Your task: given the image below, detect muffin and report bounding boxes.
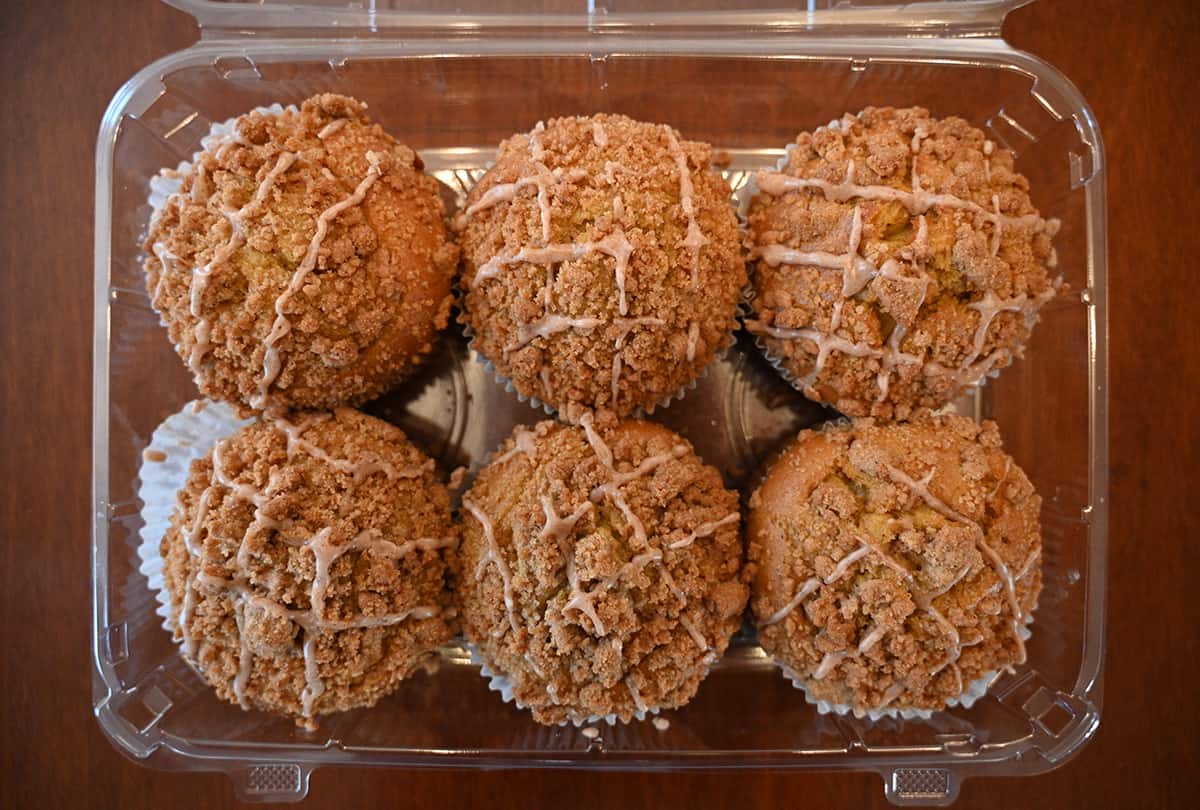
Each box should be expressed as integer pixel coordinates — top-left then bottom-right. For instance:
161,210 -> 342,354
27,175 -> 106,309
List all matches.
144,93 -> 458,413
159,407 -> 457,728
746,106 -> 1061,418
457,114 -> 745,421
458,415 -> 747,725
747,413 -> 1041,716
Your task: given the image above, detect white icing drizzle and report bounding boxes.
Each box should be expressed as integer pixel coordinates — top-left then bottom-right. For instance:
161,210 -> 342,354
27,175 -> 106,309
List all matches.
667,512 -> 739,550
188,319 -> 212,380
150,242 -> 176,307
528,120 -> 547,162
461,167 -> 587,243
664,126 -> 709,288
857,623 -> 889,655
317,118 -> 347,139
592,120 -> 608,148
540,496 -> 593,552
464,498 -> 520,639
755,161 -> 1053,232
179,582 -> 199,658
964,286 -> 1059,367
301,634 -> 324,717
910,128 -> 926,193
625,675 -> 648,713
679,615 -> 709,653
988,458 -> 1013,500
879,679 -> 909,708
882,462 -> 1028,663
756,243 -> 877,297
991,194 -> 1004,255
1014,548 -> 1041,583
875,264 -> 931,402
505,314 -> 604,353
191,161 -> 209,203
233,599 -> 253,707
578,411 -> 613,468
252,151 -> 383,410
609,316 -> 667,410
475,229 -> 635,301
493,425 -> 538,464
761,506 -> 984,691
271,412 -> 426,482
685,321 -> 701,363
813,650 -> 847,679
825,544 -> 872,583
591,444 -> 687,498
761,577 -> 821,627
747,321 -> 923,392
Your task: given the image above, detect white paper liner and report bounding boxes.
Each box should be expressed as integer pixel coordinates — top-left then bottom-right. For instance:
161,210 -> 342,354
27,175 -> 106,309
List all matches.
467,643 -> 658,728
147,103 -> 295,223
135,399 -> 253,633
775,614 -> 1036,721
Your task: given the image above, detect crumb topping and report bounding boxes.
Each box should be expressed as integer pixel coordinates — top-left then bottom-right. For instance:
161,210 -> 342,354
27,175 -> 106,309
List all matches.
458,114 -> 745,421
160,408 -> 457,727
458,416 -> 748,724
747,412 -> 1042,712
747,106 -> 1061,418
144,93 -> 458,413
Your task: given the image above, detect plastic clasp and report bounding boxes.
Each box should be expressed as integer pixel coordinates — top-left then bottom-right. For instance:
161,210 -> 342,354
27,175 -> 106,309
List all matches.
883,767 -> 959,806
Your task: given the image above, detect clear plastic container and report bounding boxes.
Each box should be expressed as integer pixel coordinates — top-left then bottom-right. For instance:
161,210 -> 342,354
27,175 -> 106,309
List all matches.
92,1 -> 1108,803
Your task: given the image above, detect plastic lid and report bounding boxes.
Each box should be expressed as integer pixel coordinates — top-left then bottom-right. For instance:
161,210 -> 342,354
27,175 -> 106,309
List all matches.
166,0 -> 1032,35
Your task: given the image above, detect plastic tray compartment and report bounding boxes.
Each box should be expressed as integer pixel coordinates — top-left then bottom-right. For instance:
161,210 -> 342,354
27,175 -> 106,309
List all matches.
93,1 -> 1107,804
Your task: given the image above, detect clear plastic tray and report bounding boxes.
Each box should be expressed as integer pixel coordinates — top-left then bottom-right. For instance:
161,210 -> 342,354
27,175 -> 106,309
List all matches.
92,1 -> 1107,803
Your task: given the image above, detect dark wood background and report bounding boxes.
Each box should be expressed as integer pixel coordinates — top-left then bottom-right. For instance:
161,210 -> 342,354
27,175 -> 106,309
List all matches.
2,0 -> 1197,807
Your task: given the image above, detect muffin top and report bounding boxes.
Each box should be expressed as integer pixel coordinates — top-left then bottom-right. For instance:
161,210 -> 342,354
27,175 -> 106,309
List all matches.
747,106 -> 1060,418
145,93 -> 458,414
160,408 -> 457,728
457,114 -> 746,422
458,416 -> 747,725
747,413 -> 1041,714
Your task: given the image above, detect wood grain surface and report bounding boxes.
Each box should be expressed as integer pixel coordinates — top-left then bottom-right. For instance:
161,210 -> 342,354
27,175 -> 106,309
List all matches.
1,0 -> 1197,807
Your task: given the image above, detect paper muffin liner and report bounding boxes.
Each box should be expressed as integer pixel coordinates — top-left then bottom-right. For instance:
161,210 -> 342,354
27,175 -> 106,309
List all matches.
136,399 -> 253,634
466,643 -> 658,728
773,613 -> 1036,722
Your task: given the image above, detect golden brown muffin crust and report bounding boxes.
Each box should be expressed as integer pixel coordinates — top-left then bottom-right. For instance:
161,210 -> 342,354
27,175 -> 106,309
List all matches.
145,93 -> 458,413
747,413 -> 1041,713
458,415 -> 748,724
747,106 -> 1061,418
160,408 -> 457,728
458,114 -> 746,421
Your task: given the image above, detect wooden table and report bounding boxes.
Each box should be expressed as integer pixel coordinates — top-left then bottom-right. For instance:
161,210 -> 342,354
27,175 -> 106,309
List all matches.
2,0 -> 1196,806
